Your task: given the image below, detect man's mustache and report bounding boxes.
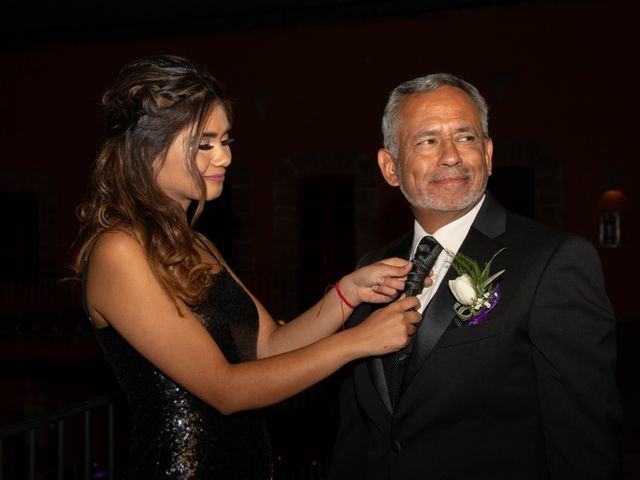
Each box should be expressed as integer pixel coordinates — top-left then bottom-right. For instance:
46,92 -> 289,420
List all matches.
427,167 -> 472,182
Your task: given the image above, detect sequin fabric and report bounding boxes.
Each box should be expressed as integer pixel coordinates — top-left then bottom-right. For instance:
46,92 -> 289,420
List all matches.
94,268 -> 272,479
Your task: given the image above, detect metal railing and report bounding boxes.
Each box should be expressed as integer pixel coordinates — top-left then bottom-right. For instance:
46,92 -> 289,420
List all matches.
0,393 -> 119,480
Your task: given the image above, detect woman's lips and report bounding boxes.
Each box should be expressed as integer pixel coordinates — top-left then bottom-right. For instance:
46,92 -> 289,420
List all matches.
203,174 -> 225,182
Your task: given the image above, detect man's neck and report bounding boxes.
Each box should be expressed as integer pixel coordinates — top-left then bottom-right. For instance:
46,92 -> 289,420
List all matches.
411,195 -> 486,234
412,207 -> 472,234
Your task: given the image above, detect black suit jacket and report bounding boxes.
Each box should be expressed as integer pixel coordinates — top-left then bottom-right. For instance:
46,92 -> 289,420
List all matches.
331,194 -> 622,480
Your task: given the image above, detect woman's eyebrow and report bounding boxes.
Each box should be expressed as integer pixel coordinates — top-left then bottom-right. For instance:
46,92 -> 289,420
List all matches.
201,127 -> 231,138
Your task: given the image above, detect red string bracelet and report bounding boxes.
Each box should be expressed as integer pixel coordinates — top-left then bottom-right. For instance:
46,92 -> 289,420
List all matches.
316,283 -> 353,330
334,282 -> 355,309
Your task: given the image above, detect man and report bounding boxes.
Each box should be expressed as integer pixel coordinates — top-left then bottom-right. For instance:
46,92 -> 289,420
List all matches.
331,74 -> 622,479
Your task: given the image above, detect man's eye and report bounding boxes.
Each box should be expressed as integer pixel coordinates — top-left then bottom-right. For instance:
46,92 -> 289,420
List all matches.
222,138 -> 235,147
458,135 -> 476,142
418,138 -> 435,145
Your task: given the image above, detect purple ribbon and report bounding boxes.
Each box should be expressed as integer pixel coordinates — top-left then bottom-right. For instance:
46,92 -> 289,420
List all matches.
467,284 -> 500,326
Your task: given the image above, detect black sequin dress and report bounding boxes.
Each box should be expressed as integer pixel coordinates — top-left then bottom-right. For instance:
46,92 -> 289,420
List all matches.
94,268 -> 272,479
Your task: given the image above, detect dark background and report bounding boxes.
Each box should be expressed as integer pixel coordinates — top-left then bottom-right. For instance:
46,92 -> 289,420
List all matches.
1,0 -> 637,477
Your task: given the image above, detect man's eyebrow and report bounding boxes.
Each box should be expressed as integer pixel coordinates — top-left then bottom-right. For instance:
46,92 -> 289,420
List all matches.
413,126 -> 477,138
413,128 -> 440,138
454,126 -> 477,134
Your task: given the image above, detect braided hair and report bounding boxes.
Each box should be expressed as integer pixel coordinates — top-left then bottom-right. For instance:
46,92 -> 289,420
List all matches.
73,55 -> 231,309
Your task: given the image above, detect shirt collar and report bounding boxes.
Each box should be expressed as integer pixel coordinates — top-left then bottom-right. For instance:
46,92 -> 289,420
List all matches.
411,194 -> 486,257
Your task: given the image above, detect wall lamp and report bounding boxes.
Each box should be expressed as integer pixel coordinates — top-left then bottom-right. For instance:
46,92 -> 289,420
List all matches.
599,165 -> 623,248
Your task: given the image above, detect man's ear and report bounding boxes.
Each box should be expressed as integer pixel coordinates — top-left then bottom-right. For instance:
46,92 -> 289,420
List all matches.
485,137 -> 493,176
377,148 -> 400,187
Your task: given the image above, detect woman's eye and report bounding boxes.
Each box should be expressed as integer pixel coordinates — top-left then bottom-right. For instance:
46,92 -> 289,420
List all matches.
197,137 -> 234,150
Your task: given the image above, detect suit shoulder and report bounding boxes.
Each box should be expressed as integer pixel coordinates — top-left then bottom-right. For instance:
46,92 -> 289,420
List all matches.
504,211 -> 597,257
356,231 -> 412,267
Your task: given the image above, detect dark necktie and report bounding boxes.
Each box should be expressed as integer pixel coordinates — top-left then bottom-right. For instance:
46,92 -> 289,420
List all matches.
384,235 -> 443,409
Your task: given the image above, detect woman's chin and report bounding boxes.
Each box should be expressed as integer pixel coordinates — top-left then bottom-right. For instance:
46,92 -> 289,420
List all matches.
206,189 -> 224,202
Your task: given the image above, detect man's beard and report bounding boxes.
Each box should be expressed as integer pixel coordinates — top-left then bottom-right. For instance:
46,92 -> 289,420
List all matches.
397,164 -> 487,212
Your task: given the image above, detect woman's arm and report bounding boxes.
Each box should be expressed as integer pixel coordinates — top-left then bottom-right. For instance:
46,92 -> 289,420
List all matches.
253,259 -> 414,358
87,231 -> 420,414
200,238 -> 420,358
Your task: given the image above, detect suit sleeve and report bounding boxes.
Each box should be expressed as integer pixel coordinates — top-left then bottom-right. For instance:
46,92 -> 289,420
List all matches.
530,235 -> 622,479
330,362 -> 369,480
330,251 -> 380,479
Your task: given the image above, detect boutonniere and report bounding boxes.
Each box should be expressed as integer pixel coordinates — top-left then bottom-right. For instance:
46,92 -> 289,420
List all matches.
447,248 -> 506,326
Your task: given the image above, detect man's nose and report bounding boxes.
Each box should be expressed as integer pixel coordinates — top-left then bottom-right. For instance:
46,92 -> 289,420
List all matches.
438,138 -> 461,166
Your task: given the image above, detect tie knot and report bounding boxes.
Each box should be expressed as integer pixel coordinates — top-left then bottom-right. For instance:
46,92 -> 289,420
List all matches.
413,236 -> 441,265
403,236 -> 443,298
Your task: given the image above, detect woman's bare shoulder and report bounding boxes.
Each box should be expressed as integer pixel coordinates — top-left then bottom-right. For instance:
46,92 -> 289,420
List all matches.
86,229 -> 152,284
92,229 -> 143,261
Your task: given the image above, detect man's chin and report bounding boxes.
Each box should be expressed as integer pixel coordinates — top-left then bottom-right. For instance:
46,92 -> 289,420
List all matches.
404,192 -> 482,213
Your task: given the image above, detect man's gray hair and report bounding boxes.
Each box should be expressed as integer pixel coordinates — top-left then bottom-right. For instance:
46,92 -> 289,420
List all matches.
381,73 -> 489,156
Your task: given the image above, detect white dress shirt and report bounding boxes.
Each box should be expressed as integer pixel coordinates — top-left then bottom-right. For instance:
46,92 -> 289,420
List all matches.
410,195 -> 486,314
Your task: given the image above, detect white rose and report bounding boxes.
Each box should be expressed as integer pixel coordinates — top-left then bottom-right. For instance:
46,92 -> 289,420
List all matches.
448,274 -> 477,306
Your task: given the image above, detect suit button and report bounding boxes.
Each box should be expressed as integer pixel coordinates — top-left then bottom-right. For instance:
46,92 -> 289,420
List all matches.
391,440 -> 402,453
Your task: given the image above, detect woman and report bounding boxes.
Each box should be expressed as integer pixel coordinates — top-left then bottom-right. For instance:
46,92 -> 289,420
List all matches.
73,55 -> 422,479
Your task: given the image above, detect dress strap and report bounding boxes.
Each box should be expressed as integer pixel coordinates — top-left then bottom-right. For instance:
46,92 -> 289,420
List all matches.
80,255 -> 95,324
196,236 -> 222,265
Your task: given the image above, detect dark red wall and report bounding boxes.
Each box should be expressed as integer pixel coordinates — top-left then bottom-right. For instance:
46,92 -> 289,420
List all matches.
1,1 -> 635,319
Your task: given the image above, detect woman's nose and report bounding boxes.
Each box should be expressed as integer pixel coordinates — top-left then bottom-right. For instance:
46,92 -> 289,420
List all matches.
212,146 -> 231,167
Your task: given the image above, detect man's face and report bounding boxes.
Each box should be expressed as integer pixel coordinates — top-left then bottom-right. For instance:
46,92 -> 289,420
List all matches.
379,86 -> 493,216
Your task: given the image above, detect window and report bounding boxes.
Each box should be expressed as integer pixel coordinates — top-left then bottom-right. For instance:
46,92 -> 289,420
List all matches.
0,192 -> 39,280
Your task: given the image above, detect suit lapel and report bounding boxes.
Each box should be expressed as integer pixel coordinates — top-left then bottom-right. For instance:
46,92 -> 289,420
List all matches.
352,193 -> 508,418
401,195 -> 507,395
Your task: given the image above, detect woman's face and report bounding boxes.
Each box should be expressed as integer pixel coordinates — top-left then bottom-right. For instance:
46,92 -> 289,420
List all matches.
155,105 -> 232,210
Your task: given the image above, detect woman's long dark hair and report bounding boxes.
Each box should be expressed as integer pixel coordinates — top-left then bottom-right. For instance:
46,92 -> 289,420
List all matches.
72,55 -> 231,309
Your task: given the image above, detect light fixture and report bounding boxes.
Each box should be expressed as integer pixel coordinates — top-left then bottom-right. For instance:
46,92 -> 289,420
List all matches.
599,165 -> 623,248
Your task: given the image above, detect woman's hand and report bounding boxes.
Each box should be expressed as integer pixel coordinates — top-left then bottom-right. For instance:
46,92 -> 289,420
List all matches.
338,257 -> 433,307
348,295 -> 422,356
